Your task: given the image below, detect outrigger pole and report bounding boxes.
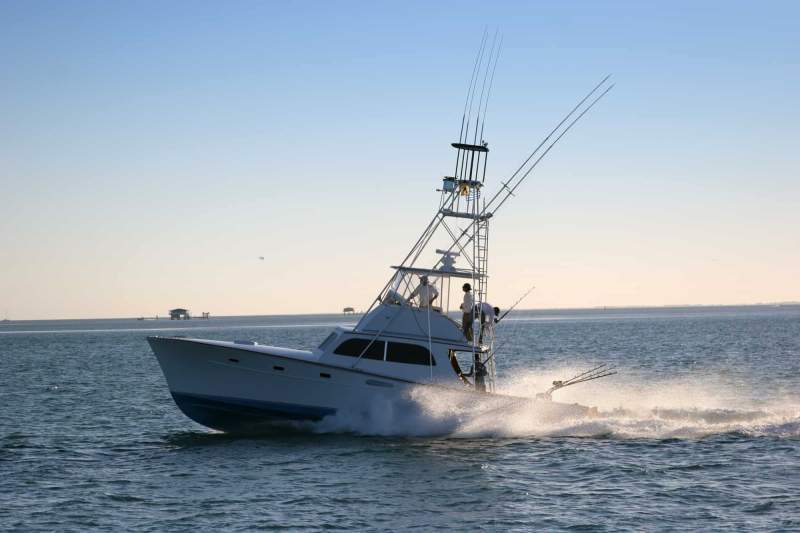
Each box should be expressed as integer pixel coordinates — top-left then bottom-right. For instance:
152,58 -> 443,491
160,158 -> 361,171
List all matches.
427,74 -> 614,273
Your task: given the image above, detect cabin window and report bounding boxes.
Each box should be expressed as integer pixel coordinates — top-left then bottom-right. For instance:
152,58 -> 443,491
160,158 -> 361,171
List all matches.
333,339 -> 385,360
386,342 -> 435,366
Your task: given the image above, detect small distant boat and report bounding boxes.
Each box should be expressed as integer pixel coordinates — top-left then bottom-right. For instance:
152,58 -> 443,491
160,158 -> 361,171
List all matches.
149,41 -> 616,432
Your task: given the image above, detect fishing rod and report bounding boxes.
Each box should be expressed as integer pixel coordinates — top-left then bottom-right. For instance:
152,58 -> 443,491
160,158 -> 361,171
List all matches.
554,363 -> 615,387
478,35 -> 502,149
497,284 -> 536,322
473,29 -> 499,146
456,29 -> 489,175
459,33 -> 493,206
462,31 -> 490,148
462,29 -> 488,138
479,284 -> 536,360
538,363 -> 618,400
471,30 -> 501,189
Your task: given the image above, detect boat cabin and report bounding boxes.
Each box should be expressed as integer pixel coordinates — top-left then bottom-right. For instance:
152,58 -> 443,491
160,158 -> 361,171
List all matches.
315,266 -> 490,390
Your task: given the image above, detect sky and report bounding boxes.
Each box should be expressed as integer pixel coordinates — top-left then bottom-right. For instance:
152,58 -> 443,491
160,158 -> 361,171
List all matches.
1,1 -> 798,319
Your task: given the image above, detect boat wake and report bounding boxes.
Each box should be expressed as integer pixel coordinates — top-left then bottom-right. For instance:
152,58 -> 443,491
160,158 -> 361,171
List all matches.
312,367 -> 800,440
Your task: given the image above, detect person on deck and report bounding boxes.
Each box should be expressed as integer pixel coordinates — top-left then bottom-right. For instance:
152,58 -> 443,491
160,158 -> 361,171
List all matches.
478,302 -> 500,344
460,283 -> 474,341
409,275 -> 438,308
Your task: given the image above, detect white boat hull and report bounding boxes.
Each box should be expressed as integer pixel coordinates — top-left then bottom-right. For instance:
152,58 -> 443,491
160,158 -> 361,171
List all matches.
149,336 -> 593,433
149,336 -> 428,431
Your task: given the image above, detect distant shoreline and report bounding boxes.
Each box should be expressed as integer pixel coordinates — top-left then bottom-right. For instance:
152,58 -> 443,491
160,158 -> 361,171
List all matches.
3,302 -> 799,323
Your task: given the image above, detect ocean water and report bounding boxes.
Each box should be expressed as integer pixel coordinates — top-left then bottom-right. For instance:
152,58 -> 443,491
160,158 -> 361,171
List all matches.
1,305 -> 799,531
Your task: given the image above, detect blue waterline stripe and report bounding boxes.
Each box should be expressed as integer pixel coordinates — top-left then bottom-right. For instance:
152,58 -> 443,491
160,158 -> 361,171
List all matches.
171,392 -> 337,429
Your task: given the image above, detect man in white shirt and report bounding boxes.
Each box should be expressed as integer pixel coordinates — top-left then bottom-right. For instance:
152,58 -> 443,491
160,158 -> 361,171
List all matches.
478,302 -> 500,344
460,283 -> 474,341
409,275 -> 438,308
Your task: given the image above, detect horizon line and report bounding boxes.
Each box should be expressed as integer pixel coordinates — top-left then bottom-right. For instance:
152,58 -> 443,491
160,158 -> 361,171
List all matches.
3,301 -> 799,322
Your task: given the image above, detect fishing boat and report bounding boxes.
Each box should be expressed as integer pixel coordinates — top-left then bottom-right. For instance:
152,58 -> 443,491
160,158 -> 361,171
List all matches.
148,40 -> 616,432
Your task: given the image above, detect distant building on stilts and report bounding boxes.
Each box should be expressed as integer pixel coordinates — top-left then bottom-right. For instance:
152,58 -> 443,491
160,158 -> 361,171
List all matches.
169,308 -> 190,320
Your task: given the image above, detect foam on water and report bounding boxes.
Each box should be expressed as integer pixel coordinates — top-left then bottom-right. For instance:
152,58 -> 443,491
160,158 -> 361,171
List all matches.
314,366 -> 800,439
